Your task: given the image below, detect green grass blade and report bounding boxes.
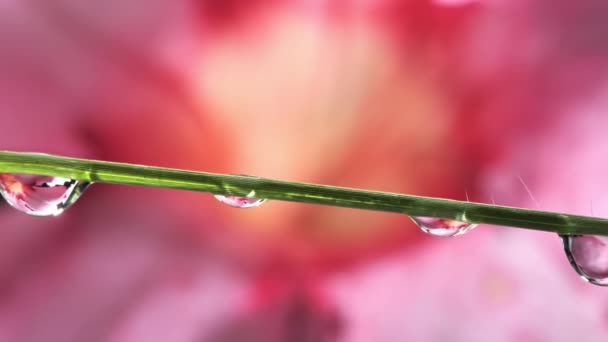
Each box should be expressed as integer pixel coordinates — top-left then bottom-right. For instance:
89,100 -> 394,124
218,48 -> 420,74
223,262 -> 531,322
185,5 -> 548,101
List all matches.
0,151 -> 604,235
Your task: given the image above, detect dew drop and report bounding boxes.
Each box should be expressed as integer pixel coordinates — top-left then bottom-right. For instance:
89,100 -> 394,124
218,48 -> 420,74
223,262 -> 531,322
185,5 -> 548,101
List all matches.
214,195 -> 266,208
410,216 -> 477,237
561,234 -> 608,286
0,173 -> 90,216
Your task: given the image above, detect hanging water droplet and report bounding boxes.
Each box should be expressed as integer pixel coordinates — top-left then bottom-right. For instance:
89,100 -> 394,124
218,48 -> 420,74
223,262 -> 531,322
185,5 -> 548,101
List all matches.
214,175 -> 266,208
561,234 -> 608,286
214,195 -> 266,208
0,173 -> 90,216
410,216 -> 476,237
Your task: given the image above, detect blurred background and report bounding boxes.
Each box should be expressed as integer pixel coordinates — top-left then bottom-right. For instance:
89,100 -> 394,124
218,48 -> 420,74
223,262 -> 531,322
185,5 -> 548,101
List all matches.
1,0 -> 608,341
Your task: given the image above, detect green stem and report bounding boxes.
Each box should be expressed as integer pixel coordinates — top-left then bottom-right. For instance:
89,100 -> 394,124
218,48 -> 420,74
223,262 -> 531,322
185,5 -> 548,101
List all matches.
0,151 -> 604,235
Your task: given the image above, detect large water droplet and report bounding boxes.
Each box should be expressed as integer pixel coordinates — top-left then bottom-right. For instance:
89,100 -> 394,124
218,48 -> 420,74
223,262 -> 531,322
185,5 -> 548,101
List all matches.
0,173 -> 90,216
561,234 -> 608,286
214,194 -> 266,208
410,216 -> 476,237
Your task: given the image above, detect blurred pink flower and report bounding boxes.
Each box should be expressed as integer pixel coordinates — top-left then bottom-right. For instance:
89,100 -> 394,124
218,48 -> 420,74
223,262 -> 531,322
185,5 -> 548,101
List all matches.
1,0 -> 608,341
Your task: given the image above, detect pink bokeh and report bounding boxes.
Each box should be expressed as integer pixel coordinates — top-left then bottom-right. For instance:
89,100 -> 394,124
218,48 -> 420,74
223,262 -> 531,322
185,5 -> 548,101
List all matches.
1,0 -> 608,341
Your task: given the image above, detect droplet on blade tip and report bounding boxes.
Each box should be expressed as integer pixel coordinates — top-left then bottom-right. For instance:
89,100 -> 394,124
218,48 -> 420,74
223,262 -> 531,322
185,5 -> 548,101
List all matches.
561,234 -> 608,286
410,216 -> 476,237
0,173 -> 90,216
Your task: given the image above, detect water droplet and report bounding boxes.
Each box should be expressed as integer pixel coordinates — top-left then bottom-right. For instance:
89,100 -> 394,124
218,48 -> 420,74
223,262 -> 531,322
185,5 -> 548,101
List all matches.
410,216 -> 477,237
0,173 -> 90,216
561,234 -> 608,286
214,195 -> 266,208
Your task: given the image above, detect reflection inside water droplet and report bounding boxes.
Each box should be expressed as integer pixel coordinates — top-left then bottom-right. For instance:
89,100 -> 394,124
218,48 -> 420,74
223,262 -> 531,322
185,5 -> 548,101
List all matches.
561,234 -> 608,286
0,173 -> 90,216
214,195 -> 266,208
410,216 -> 476,237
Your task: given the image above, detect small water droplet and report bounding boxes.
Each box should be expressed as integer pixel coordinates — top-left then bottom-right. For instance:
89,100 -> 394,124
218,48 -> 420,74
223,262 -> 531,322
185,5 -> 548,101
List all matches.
410,216 -> 476,237
561,234 -> 608,286
0,173 -> 90,216
214,195 -> 266,208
